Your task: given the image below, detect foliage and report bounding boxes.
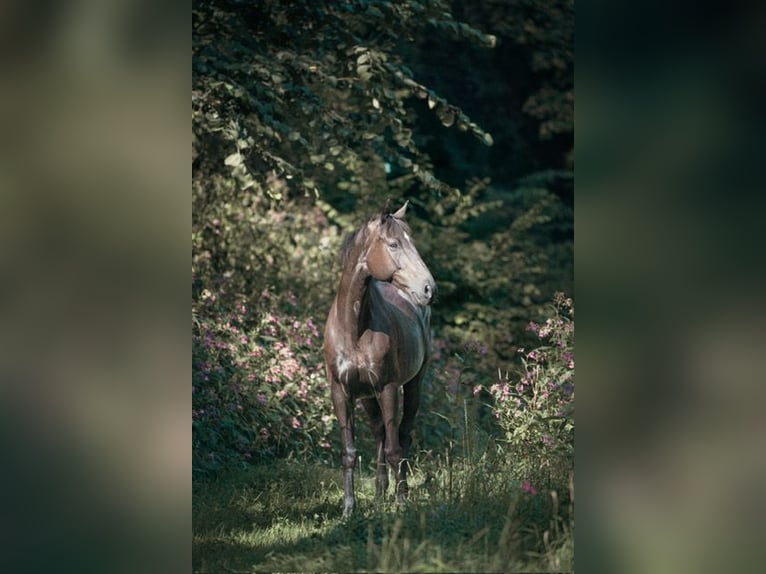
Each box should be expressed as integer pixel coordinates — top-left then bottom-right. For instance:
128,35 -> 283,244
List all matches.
395,0 -> 574,189
192,174 -> 340,318
192,0 -> 496,206
461,0 -> 574,142
192,287 -> 336,476
481,292 -> 574,489
426,178 -> 573,366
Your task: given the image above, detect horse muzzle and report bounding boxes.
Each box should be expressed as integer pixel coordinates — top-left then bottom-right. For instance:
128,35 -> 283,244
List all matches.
411,279 -> 436,306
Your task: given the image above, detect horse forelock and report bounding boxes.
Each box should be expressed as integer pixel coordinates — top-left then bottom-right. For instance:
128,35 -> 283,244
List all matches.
380,213 -> 411,240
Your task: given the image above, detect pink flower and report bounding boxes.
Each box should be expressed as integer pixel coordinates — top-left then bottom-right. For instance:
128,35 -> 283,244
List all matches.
292,416 -> 302,429
521,480 -> 537,496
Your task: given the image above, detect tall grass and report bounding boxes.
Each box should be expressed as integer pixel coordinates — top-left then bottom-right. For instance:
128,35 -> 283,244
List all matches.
193,442 -> 573,572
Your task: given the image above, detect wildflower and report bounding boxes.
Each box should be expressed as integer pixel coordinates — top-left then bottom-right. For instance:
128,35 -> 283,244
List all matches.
473,385 -> 482,396
259,427 -> 270,440
542,434 -> 555,448
257,393 -> 267,405
538,320 -> 553,338
292,416 -> 302,429
521,480 -> 537,496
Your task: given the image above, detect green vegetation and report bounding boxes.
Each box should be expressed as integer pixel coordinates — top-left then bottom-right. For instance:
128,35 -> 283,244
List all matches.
192,292 -> 574,571
193,0 -> 573,571
193,454 -> 573,572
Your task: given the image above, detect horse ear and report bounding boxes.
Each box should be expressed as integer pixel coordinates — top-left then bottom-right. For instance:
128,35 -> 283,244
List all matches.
392,200 -> 409,219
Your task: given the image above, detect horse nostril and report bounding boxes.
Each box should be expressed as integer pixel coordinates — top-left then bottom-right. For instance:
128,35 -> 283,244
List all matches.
424,283 -> 432,300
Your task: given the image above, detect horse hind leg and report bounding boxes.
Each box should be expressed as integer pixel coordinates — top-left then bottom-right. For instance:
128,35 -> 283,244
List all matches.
361,397 -> 388,497
396,376 -> 423,504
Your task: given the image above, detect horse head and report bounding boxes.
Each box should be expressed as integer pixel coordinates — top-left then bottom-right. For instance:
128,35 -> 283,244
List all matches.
362,201 -> 435,307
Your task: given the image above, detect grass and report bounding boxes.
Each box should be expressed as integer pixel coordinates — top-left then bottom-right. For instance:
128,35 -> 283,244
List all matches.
193,454 -> 573,572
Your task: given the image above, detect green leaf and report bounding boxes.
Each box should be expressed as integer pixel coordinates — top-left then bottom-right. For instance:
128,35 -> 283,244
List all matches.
224,152 -> 243,167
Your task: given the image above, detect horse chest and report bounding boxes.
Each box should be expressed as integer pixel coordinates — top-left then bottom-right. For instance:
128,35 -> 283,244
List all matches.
333,329 -> 424,397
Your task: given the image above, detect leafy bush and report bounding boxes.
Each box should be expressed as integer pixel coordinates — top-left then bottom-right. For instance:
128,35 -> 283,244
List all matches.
192,289 -> 336,477
480,292 -> 574,489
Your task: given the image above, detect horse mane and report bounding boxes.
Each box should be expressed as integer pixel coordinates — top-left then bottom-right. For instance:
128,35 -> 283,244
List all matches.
339,228 -> 362,268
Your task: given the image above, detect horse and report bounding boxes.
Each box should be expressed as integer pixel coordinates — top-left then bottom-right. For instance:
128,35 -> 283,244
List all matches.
323,201 -> 436,517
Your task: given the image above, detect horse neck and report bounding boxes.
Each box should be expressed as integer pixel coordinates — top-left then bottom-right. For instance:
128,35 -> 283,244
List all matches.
335,246 -> 371,345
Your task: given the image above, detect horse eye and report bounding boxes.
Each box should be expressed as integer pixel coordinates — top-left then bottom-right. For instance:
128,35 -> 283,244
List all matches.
389,241 -> 400,250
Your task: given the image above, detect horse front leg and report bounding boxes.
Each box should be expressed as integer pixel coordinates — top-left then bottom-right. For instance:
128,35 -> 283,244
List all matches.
361,397 -> 388,497
379,384 -> 408,506
331,380 -> 356,517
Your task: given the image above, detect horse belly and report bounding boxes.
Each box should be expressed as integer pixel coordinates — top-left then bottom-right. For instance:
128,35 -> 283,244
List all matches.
358,328 -> 425,389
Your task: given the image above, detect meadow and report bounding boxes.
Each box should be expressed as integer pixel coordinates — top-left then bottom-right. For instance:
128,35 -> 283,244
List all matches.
193,448 -> 573,572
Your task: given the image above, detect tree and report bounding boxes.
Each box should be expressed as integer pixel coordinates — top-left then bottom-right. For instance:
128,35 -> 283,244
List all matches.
192,0 -> 496,211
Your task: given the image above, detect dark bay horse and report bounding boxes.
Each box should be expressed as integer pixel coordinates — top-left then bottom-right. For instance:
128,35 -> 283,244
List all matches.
324,202 -> 435,517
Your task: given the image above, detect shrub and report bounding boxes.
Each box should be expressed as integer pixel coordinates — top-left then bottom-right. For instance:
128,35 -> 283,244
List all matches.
479,292 -> 574,489
192,286 -> 337,477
